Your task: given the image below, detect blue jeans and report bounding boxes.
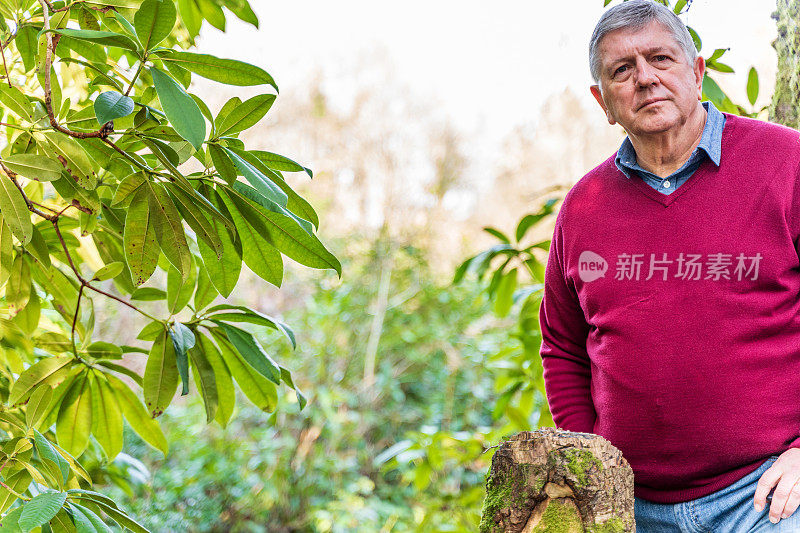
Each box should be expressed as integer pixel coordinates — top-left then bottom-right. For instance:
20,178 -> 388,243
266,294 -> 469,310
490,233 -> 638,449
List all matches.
635,456 -> 800,532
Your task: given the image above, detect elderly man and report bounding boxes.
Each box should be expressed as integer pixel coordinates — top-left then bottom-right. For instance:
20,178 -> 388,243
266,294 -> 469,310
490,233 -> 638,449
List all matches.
538,0 -> 800,530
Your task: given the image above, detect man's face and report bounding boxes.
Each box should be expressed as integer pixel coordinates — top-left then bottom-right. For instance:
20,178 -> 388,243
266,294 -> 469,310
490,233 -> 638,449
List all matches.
589,20 -> 705,137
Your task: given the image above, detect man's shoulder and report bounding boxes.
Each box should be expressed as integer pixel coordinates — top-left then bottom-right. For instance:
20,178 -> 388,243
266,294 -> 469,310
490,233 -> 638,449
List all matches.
726,113 -> 800,149
557,154 -> 619,221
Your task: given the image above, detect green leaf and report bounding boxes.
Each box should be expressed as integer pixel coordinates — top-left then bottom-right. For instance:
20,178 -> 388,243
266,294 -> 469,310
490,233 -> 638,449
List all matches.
111,172 -> 146,207
150,66 -> 206,150
85,341 -> 122,359
94,91 -> 134,124
205,304 -> 295,349
217,94 -> 275,137
168,184 -> 223,255
673,0 -> 687,13
222,147 -> 288,206
687,26 -> 701,52
207,329 -> 277,412
143,329 -> 178,417
208,143 -> 237,183
219,323 -> 280,384
123,188 -> 159,286
493,267 -> 518,317
746,67 -> 759,106
224,188 -> 341,276
33,429 -> 70,487
9,356 -> 72,406
91,374 -> 123,459
26,386 -> 53,429
168,323 -> 195,396
130,287 -> 166,301
187,339 -> 218,423
69,502 -> 113,533
18,491 -> 68,531
41,132 -> 98,189
92,262 -> 124,281
217,188 -> 282,287
159,51 -> 278,91
134,0 -> 177,51
0,178 -> 32,245
166,260 -> 197,314
0,85 -> 33,122
45,28 -> 139,52
106,375 -> 168,455
483,227 -> 510,244
3,154 -> 62,182
248,150 -> 312,178
192,332 -> 233,427
56,372 -> 93,457
279,366 -> 306,410
147,182 -> 191,277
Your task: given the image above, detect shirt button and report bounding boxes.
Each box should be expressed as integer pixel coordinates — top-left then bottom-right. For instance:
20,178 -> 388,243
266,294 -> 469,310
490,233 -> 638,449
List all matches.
663,180 -> 671,188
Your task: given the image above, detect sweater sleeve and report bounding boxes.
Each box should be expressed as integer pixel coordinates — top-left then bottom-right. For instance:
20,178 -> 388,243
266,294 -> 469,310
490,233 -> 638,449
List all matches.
538,215 -> 597,433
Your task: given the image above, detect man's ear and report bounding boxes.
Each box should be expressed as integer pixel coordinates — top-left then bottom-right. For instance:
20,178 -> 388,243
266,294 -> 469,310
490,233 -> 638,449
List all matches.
590,85 -> 615,125
693,56 -> 706,100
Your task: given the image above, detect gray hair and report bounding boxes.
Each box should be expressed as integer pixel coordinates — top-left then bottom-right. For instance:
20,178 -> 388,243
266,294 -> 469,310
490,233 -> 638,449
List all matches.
589,0 -> 698,84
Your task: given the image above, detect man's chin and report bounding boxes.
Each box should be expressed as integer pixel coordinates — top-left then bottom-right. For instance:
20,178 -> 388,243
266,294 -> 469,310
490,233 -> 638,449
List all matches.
629,116 -> 678,135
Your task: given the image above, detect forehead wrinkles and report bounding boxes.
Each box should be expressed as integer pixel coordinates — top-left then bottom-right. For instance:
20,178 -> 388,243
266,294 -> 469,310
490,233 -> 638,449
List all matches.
599,25 -> 682,70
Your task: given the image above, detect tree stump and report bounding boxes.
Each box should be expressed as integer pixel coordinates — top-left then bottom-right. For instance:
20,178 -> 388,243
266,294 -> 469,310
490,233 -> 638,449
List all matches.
479,428 -> 635,532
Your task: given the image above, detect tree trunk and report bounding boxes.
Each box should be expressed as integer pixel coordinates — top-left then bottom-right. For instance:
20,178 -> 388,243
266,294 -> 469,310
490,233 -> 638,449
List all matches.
480,428 -> 635,533
769,0 -> 800,128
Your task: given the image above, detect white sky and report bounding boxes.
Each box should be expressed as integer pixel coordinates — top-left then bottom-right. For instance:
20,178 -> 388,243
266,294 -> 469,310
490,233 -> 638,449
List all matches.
195,0 -> 779,146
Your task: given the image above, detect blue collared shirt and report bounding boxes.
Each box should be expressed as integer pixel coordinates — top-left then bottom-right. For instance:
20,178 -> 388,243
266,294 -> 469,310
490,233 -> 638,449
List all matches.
614,100 -> 726,195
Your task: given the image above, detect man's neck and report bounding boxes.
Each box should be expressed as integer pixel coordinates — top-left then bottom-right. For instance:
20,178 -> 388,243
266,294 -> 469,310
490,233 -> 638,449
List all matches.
628,103 -> 707,178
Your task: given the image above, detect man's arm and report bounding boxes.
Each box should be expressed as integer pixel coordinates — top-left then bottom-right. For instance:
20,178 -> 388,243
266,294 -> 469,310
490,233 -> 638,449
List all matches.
539,216 -> 597,433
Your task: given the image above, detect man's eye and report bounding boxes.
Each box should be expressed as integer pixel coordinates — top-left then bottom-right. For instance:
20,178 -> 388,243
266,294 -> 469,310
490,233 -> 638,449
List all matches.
654,55 -> 668,61
615,65 -> 628,75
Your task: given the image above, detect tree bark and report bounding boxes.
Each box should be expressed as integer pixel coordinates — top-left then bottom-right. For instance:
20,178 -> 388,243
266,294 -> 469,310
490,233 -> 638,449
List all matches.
769,0 -> 800,129
480,428 -> 635,533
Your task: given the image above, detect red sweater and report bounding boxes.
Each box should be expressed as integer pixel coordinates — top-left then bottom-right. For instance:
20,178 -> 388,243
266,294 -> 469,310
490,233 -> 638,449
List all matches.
538,112 -> 800,503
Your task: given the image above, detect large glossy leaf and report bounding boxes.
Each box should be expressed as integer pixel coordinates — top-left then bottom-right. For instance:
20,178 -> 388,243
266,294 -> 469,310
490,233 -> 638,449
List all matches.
218,188 -> 282,287
134,0 -> 177,50
187,338 -> 218,423
159,51 -> 278,91
123,187 -> 159,286
91,374 -> 123,459
143,329 -> 178,417
18,492 -> 68,531
0,85 -> 33,122
219,323 -> 280,384
221,146 -> 287,206
150,66 -> 206,150
2,154 -> 63,182
194,185 -> 241,297
0,177 -> 32,245
105,374 -> 168,455
147,182 -> 191,278
225,187 -> 341,276
46,28 -> 140,52
41,132 -> 98,189
168,323 -> 195,396
193,332 -> 234,427
94,91 -> 134,124
216,94 -> 275,137
8,356 -> 72,406
166,259 -> 197,314
56,372 -> 93,457
207,329 -> 277,413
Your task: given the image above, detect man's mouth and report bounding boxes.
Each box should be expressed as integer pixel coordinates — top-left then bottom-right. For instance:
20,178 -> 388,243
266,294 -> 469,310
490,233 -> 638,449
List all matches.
639,98 -> 666,110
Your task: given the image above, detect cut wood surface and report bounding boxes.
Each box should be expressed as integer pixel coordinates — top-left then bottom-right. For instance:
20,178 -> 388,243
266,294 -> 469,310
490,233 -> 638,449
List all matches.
480,428 -> 635,532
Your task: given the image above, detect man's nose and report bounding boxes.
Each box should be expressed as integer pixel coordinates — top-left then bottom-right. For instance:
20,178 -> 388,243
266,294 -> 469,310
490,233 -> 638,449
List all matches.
633,58 -> 659,88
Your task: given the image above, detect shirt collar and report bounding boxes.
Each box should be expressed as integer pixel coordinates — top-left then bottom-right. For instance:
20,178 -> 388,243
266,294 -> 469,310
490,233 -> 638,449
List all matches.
614,100 -> 725,178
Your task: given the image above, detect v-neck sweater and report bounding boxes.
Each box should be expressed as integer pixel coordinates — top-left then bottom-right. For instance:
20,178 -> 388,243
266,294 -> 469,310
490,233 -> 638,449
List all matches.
538,112 -> 800,503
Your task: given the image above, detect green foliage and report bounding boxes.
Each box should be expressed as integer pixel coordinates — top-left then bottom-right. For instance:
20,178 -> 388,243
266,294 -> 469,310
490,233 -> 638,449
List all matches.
0,0 -> 338,530
100,241 -> 518,531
